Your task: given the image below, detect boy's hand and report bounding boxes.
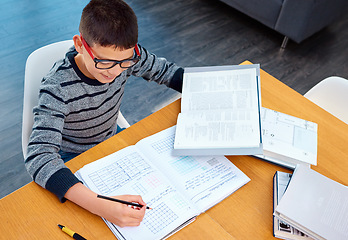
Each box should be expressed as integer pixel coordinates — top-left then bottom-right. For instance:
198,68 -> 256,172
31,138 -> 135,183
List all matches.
65,183 -> 146,227
96,194 -> 147,227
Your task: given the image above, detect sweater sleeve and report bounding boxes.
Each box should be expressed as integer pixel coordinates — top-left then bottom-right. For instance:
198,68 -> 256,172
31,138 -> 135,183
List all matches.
130,44 -> 183,92
25,77 -> 80,202
169,67 -> 184,93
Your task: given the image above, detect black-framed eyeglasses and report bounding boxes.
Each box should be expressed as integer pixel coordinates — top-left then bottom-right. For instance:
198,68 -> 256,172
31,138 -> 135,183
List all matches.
80,35 -> 141,70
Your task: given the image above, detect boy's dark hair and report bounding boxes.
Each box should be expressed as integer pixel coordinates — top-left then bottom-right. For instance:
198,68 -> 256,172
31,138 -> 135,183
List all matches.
79,0 -> 138,50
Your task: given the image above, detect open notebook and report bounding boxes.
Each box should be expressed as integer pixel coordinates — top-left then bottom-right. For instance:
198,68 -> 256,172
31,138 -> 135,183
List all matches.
75,126 -> 250,240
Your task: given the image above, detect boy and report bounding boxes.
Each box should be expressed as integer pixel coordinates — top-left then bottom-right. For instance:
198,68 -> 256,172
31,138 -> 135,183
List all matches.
25,0 -> 183,227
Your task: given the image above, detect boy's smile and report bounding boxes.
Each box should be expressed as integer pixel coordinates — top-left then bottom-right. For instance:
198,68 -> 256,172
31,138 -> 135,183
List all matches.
73,35 -> 135,84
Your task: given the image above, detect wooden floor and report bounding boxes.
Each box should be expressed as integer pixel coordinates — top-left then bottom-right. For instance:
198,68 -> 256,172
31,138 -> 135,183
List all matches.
1,0 -> 348,198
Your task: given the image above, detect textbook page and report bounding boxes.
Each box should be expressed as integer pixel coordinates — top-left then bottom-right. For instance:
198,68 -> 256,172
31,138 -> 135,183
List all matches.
274,165 -> 348,240
174,64 -> 262,155
255,107 -> 317,169
137,126 -> 251,212
75,145 -> 198,240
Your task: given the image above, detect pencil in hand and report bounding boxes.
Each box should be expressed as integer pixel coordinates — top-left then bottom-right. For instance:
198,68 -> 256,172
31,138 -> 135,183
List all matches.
97,195 -> 152,209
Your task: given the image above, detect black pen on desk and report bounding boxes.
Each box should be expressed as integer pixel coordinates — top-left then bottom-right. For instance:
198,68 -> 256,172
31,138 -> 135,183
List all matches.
97,194 -> 152,209
58,224 -> 87,240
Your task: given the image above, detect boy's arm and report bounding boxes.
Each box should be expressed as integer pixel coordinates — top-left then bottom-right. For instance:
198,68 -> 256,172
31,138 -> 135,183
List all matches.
130,44 -> 184,93
27,94 -> 146,226
25,78 -> 80,202
65,183 -> 146,227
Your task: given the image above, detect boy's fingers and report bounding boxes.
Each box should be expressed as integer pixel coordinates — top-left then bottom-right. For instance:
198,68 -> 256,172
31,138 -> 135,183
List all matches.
125,204 -> 146,220
113,208 -> 145,226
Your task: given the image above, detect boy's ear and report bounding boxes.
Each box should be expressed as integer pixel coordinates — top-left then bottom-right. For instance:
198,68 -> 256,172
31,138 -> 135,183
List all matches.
73,35 -> 83,54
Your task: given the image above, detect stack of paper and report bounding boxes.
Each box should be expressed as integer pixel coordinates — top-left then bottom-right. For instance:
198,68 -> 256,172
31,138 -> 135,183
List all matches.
255,108 -> 318,169
273,171 -> 313,240
173,64 -> 263,156
274,165 -> 348,240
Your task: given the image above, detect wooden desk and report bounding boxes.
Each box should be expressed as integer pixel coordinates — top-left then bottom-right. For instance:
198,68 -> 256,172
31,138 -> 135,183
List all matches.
1,62 -> 347,239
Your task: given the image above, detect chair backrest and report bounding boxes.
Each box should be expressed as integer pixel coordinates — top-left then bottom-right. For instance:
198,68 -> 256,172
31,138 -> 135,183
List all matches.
22,40 -> 74,159
304,76 -> 348,124
22,40 -> 130,159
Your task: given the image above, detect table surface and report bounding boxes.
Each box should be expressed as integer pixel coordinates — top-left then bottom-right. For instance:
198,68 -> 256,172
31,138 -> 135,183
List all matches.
1,61 -> 347,239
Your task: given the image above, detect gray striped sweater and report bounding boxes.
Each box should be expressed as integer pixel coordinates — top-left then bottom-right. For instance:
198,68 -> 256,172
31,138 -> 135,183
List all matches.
25,45 -> 183,201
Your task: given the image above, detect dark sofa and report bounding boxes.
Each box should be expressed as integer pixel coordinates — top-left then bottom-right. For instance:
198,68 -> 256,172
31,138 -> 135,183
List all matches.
219,0 -> 348,47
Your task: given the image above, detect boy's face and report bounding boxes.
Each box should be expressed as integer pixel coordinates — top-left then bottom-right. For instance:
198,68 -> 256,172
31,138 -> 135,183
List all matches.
74,35 -> 135,84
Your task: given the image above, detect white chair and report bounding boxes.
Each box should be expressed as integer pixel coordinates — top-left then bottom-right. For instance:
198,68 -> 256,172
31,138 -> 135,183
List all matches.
22,40 -> 130,159
304,76 -> 348,124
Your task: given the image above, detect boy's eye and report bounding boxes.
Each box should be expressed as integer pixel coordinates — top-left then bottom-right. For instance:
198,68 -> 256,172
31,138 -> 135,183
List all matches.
94,58 -> 138,69
96,61 -> 115,68
121,60 -> 133,67
99,61 -> 113,65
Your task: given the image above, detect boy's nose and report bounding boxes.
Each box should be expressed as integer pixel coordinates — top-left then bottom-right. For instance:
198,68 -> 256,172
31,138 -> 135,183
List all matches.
107,64 -> 124,77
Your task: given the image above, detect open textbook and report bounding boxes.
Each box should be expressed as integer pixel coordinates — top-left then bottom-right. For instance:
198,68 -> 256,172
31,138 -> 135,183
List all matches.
274,165 -> 348,240
173,64 -> 263,156
75,126 -> 250,240
255,108 -> 317,169
273,171 -> 313,240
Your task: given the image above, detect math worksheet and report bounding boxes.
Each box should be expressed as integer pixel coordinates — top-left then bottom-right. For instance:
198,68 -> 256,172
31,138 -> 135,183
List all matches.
76,126 -> 250,240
